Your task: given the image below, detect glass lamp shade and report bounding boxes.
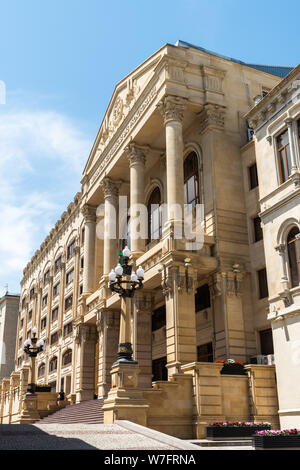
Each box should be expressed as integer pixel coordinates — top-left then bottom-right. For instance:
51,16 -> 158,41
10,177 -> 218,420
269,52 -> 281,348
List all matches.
32,325 -> 37,336
37,339 -> 44,348
136,266 -> 144,279
115,263 -> 123,277
131,271 -> 138,282
109,269 -> 116,282
122,245 -> 131,258
24,339 -> 31,347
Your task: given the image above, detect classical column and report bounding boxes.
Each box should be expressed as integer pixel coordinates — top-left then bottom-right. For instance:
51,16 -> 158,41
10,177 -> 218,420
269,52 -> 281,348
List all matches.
159,96 -> 186,226
81,205 -> 97,294
132,292 -> 153,387
125,143 -> 147,258
160,261 -> 197,376
285,118 -> 298,174
275,244 -> 289,291
74,323 -> 97,402
100,178 -> 119,276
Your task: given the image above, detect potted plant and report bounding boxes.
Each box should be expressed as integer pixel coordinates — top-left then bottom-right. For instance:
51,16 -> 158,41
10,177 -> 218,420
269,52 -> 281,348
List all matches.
35,384 -> 52,392
216,359 -> 247,376
206,422 -> 271,439
253,429 -> 300,449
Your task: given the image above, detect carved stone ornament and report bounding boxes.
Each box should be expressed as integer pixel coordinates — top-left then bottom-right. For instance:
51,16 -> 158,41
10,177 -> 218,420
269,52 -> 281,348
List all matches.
198,104 -> 226,134
112,97 -> 124,127
81,204 -> 97,223
124,142 -> 147,166
100,177 -> 119,199
158,96 -> 186,124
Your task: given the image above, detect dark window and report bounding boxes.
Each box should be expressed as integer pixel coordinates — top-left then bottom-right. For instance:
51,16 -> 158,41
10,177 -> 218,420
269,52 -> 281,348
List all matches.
54,256 -> 62,273
253,216 -> 263,242
277,129 -> 292,183
38,363 -> 45,377
287,227 -> 300,288
67,240 -> 76,259
53,282 -> 60,297
184,152 -> 200,208
30,288 -> 35,300
44,269 -> 50,284
63,322 -> 73,337
249,163 -> 258,190
152,357 -> 168,381
195,284 -> 211,312
49,357 -> 57,372
79,285 -> 83,295
80,257 -> 84,269
42,294 -> 48,308
62,349 -> 72,366
52,307 -> 58,322
81,227 -> 85,244
21,298 -> 26,309
147,187 -> 162,244
197,342 -> 214,362
41,317 -> 47,330
20,319 -> 24,329
50,332 -> 58,345
18,337 -> 22,348
28,310 -> 32,321
65,295 -> 73,311
258,268 -> 269,299
152,305 -> 166,331
66,268 -> 74,284
260,329 -> 274,355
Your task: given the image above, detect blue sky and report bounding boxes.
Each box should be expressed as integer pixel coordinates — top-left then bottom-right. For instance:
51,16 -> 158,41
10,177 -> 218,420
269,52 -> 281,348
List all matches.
0,0 -> 299,295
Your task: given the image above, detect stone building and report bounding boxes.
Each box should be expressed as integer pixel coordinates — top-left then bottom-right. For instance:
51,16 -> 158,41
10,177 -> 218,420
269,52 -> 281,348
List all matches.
6,41 -> 295,431
0,293 -> 20,380
246,64 -> 300,428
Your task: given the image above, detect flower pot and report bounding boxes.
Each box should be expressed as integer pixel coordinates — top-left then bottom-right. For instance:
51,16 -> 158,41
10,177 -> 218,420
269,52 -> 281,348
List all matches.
253,435 -> 300,449
206,425 -> 270,439
220,363 -> 247,376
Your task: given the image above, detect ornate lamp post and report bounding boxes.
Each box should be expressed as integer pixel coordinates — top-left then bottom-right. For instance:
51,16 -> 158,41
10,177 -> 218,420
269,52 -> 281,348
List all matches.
24,326 -> 44,396
108,246 -> 144,364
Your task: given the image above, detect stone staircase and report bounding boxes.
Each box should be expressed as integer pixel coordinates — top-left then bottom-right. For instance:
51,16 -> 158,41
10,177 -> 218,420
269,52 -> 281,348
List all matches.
38,398 -> 104,424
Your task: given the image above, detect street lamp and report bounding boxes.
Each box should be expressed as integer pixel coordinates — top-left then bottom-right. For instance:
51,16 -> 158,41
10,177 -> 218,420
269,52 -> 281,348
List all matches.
24,326 -> 44,396
108,246 -> 144,364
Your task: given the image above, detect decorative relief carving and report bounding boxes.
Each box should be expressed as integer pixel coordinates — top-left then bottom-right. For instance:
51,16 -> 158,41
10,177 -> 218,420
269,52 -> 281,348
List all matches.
125,142 -> 147,166
100,177 -> 120,199
89,85 -> 157,186
112,97 -> 124,127
198,104 -> 226,134
81,204 -> 97,223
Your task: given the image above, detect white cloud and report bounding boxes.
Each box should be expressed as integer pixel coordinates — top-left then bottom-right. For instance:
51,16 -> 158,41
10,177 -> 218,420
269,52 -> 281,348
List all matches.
0,107 -> 92,296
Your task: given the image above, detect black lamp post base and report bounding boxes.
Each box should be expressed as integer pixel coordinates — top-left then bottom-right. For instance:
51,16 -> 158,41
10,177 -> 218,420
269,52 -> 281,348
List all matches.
26,383 -> 37,396
113,342 -> 138,366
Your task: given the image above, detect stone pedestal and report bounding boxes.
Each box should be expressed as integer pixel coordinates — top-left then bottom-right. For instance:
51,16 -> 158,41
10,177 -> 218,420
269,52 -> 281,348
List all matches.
103,363 -> 149,426
19,395 -> 40,424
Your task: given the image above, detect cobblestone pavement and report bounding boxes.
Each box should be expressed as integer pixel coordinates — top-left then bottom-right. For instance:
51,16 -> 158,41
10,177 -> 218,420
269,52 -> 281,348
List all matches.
0,423 -> 181,450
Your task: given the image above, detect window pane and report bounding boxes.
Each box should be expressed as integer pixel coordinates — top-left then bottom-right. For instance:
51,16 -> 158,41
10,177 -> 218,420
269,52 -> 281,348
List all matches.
285,145 -> 292,177
258,268 -> 269,299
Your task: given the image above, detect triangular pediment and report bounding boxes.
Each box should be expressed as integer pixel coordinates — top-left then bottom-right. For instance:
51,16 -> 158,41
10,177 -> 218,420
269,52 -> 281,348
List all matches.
83,46 -> 167,177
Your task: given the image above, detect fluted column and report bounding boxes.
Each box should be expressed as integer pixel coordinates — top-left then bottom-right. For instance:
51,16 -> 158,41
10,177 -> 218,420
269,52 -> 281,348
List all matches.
159,96 -> 186,225
100,177 -> 119,275
125,143 -> 147,258
81,205 -> 97,294
285,118 -> 298,174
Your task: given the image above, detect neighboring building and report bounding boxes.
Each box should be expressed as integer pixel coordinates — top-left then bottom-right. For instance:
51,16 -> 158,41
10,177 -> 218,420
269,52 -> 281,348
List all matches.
0,293 -> 20,380
246,65 -> 300,428
12,41 -> 295,407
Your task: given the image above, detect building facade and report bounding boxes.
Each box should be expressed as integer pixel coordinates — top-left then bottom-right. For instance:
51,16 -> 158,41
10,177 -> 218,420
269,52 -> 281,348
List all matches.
246,65 -> 300,428
0,293 -> 20,380
13,41 -> 295,410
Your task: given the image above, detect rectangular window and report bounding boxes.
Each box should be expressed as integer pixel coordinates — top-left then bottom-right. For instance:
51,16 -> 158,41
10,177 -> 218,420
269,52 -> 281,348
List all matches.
260,328 -> 274,355
152,305 -> 166,331
50,332 -> 58,345
28,310 -> 32,321
44,269 -> 50,284
253,216 -> 263,242
65,294 -> 73,311
20,319 -> 24,329
41,317 -> 47,330
30,288 -> 35,300
258,268 -> 269,299
197,342 -> 214,362
63,321 -> 73,337
21,298 -> 26,309
42,294 -> 48,308
277,129 -> 292,183
195,284 -> 211,312
66,268 -> 74,285
51,307 -> 58,322
79,285 -> 83,295
54,256 -> 62,273
53,282 -> 60,297
67,240 -> 76,259
81,227 -> 85,244
80,257 -> 84,269
152,357 -> 168,381
249,163 -> 258,190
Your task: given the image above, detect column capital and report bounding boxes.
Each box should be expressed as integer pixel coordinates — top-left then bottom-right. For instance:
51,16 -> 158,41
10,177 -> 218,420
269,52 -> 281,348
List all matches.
275,243 -> 286,254
124,142 -> 148,166
284,117 -> 293,127
158,95 -> 186,124
81,204 -> 97,223
100,177 -> 120,199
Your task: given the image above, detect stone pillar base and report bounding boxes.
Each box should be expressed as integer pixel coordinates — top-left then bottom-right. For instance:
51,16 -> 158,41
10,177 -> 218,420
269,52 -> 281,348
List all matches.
103,363 -> 149,426
19,395 -> 40,424
76,389 -> 95,403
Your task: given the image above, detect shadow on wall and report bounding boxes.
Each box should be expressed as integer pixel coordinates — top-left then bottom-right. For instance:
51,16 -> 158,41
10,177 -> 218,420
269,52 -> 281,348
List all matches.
0,424 -> 98,450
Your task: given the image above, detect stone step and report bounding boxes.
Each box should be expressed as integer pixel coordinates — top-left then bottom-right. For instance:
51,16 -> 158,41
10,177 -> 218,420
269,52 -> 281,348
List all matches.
38,399 -> 105,424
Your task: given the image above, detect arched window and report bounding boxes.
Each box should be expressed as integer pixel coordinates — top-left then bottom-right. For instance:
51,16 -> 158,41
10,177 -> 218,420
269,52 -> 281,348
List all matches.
38,363 -> 45,377
62,349 -> 72,367
184,152 -> 200,208
49,356 -> 57,373
287,227 -> 300,288
277,129 -> 292,183
147,187 -> 162,244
